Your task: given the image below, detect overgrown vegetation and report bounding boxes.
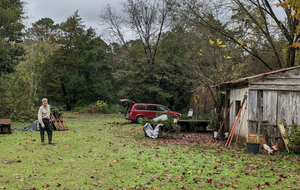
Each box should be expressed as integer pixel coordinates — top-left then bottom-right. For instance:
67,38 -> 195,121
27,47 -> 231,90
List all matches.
73,100 -> 126,114
287,123 -> 300,153
51,106 -> 64,118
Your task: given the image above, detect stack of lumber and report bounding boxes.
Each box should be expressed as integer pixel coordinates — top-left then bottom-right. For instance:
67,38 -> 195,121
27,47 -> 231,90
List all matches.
50,112 -> 68,131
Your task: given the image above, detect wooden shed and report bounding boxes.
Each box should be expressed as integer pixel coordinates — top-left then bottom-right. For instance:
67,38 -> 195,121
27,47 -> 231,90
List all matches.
219,66 -> 300,149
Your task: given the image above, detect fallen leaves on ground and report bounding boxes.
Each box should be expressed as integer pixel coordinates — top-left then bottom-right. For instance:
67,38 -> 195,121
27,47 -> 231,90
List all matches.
159,132 -> 226,146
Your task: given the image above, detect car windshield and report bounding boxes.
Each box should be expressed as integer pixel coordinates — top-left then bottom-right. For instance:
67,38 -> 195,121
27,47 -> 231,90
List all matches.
158,106 -> 168,112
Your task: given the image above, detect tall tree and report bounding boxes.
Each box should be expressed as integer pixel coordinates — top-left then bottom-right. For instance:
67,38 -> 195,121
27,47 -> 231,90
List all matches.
22,18 -> 59,99
43,11 -> 113,110
179,0 -> 300,70
100,0 -> 194,111
0,0 -> 25,75
280,0 -> 300,50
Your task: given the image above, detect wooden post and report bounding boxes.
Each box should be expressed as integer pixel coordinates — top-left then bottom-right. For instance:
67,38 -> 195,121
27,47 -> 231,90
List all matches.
247,120 -> 250,142
256,121 -> 261,143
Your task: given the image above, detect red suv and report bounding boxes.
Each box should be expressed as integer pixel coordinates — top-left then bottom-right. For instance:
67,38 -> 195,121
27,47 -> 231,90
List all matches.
120,99 -> 181,123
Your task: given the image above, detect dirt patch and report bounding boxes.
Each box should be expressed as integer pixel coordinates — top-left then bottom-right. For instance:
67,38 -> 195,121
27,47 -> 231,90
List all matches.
61,117 -> 75,119
160,132 -> 226,146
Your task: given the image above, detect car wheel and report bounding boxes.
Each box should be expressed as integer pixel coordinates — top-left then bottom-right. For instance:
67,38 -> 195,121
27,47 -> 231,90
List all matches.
135,116 -> 144,124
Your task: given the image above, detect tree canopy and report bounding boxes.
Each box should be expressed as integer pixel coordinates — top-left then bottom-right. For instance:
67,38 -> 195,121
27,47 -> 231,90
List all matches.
0,0 -> 25,75
1,0 -> 300,120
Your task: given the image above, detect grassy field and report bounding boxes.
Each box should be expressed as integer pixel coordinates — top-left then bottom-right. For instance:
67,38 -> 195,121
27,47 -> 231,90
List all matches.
1,112 -> 300,189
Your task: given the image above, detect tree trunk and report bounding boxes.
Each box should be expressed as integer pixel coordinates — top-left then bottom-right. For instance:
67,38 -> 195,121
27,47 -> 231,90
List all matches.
61,82 -> 71,110
289,47 -> 296,67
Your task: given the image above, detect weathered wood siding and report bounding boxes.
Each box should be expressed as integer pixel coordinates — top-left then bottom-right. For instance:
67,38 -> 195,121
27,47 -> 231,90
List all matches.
228,88 -> 249,142
248,90 -> 263,134
262,91 -> 279,146
247,90 -> 300,149
226,68 -> 300,147
249,68 -> 300,91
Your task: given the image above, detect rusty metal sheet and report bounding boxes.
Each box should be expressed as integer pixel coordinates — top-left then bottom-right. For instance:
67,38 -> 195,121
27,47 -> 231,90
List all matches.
0,118 -> 11,126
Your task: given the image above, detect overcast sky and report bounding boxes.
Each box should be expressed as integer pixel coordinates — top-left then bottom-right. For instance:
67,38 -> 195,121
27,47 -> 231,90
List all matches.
25,0 -> 123,32
24,0 -> 286,42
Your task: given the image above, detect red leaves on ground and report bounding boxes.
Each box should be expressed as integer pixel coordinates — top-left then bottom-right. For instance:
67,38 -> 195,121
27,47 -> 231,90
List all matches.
279,173 -> 287,178
216,182 -> 223,188
42,184 -> 49,188
193,178 -> 199,184
264,181 -> 270,186
207,178 -> 213,184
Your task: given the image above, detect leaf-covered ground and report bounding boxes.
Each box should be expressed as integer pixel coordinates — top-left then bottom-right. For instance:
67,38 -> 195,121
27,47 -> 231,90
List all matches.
0,112 -> 300,189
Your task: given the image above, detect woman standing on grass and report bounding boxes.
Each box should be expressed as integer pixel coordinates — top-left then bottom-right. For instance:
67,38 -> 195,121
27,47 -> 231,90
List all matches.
38,98 -> 55,145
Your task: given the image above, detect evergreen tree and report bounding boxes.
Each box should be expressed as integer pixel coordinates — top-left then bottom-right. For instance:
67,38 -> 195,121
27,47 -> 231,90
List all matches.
43,11 -> 114,110
0,0 -> 25,75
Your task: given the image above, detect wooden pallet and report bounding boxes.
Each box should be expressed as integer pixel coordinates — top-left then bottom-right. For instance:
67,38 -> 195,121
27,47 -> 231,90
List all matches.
50,112 -> 68,131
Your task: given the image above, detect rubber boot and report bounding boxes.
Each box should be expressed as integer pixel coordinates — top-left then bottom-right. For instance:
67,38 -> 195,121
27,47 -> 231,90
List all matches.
48,134 -> 55,145
41,133 -> 45,145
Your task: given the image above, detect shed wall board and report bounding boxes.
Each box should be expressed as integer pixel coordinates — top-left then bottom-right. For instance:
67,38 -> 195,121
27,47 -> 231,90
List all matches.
229,88 -> 249,141
249,84 -> 300,91
251,78 -> 300,85
290,91 -> 300,125
262,91 -> 278,146
248,90 -> 263,134
263,91 -> 277,125
278,91 -> 291,126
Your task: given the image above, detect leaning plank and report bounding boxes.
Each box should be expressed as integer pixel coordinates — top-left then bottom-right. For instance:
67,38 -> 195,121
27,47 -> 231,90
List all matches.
278,122 -> 289,153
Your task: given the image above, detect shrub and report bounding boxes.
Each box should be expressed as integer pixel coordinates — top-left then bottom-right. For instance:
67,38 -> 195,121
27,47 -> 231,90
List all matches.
102,104 -> 126,114
207,109 -> 218,131
73,101 -> 126,114
96,100 -> 108,108
286,123 -> 300,153
51,106 -> 64,117
72,105 -> 89,112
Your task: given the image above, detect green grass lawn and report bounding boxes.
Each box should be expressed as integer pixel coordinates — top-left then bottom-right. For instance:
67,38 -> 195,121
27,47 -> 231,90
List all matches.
1,112 -> 300,189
